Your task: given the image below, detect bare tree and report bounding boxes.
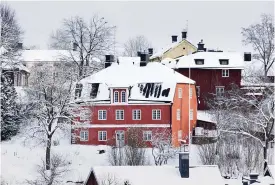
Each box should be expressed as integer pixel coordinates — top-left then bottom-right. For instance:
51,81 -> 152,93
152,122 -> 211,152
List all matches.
198,143 -> 217,165
123,35 -> 151,57
26,154 -> 69,185
50,15 -> 115,79
151,128 -> 178,165
207,82 -> 274,173
26,64 -> 75,170
242,14 -> 274,78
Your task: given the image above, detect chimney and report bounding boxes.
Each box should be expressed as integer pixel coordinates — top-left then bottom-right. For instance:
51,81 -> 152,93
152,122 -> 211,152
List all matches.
137,51 -> 141,57
244,52 -> 251,61
105,55 -> 114,68
17,43 -> 23,50
242,180 -> 248,185
182,30 -> 187,40
249,173 -> 259,184
73,43 -> 78,51
148,48 -> 153,56
179,152 -> 189,178
172,35 -> 178,43
139,53 -> 149,67
197,39 -> 205,52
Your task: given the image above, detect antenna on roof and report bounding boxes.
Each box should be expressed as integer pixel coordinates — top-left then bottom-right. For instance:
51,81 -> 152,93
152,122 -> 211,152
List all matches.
186,20 -> 188,32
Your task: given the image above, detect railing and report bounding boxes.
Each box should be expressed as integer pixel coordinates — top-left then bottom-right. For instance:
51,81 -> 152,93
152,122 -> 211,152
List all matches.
194,127 -> 218,138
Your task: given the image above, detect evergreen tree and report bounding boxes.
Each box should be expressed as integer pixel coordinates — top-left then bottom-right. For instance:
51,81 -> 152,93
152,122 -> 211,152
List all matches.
1,75 -> 20,140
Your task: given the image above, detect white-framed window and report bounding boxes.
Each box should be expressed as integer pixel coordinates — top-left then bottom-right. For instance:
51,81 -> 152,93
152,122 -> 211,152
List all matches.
178,88 -> 182,99
189,109 -> 193,120
98,110 -> 107,120
114,91 -> 119,103
196,86 -> 200,97
222,69 -> 229,77
177,109 -> 181,120
189,88 -> 193,99
116,110 -> 124,120
216,86 -> 225,97
98,131 -> 107,141
178,130 -> 182,140
152,109 -> 161,120
80,109 -> 90,120
132,109 -> 141,120
121,91 -> 126,103
80,130 -> 88,141
143,131 -> 152,141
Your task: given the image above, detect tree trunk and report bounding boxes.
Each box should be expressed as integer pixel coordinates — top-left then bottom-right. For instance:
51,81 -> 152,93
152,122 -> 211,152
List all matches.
46,136 -> 52,170
263,140 -> 268,171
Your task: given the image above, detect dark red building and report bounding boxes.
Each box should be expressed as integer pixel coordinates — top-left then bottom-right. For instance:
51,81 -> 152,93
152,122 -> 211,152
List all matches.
162,51 -> 249,110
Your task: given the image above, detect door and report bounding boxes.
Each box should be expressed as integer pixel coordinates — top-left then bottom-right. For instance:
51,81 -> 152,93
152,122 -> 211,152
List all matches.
116,130 -> 125,147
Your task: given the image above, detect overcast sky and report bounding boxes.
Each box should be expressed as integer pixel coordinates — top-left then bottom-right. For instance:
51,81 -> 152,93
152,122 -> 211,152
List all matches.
8,1 -> 274,54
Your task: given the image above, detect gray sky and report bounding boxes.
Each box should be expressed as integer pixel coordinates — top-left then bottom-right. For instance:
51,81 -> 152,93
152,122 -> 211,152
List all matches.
8,1 -> 274,54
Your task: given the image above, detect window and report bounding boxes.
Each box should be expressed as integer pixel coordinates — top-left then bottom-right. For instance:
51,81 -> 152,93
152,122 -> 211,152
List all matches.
98,110 -> 107,120
114,91 -> 119,103
189,109 -> 193,120
80,109 -> 90,120
189,88 -> 193,99
178,130 -> 182,140
216,86 -> 225,97
195,59 -> 204,65
177,109 -> 181,120
196,86 -> 200,97
80,130 -> 88,141
116,110 -> 124,120
143,131 -> 152,141
222,69 -> 229,77
98,131 -> 107,141
178,88 -> 182,98
219,59 -> 229,65
132,109 -> 141,120
121,91 -> 126,103
152,109 -> 161,120
75,83 -> 83,99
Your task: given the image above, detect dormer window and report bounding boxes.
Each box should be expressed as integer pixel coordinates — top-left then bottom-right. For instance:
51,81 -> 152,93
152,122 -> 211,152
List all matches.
219,59 -> 229,65
195,59 -> 204,65
114,91 -> 119,103
121,91 -> 126,102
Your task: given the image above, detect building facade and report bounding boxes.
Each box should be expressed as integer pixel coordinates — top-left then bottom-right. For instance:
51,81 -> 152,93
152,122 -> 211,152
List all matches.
71,59 -> 197,147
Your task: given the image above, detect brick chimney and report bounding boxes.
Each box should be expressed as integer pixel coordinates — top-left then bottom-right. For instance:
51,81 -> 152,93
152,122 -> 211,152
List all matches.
182,30 -> 187,40
244,52 -> 251,61
172,35 -> 178,43
179,151 -> 189,178
249,173 -> 259,184
148,48 -> 153,56
105,55 -> 114,68
197,39 -> 206,52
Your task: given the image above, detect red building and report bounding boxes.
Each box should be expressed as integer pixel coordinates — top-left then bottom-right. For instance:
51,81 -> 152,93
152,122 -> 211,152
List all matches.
162,50 -> 249,110
71,58 -> 197,147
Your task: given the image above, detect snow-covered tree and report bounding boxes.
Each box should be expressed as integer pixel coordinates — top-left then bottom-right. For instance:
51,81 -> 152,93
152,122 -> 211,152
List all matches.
0,75 -> 20,140
242,14 -> 274,78
123,35 -> 151,57
50,15 -> 115,79
151,128 -> 178,165
26,64 -> 76,170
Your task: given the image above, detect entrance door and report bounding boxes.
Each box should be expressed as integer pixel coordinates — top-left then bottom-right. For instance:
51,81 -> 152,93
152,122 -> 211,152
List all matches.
116,130 -> 125,147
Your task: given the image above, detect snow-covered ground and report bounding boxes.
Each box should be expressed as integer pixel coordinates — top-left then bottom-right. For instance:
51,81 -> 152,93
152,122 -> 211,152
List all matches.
1,131 -> 201,185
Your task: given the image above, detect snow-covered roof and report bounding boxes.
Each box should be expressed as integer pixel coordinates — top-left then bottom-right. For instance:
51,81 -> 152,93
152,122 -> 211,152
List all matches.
266,165 -> 275,178
20,49 -> 78,62
2,62 -> 30,73
118,57 -> 140,66
150,39 -> 196,60
197,110 -> 217,124
89,165 -> 224,185
78,62 -> 195,102
175,52 -> 244,69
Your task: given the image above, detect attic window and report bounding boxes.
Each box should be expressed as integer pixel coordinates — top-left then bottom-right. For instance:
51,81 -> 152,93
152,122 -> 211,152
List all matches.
90,83 -> 99,99
219,59 -> 229,65
195,59 -> 204,65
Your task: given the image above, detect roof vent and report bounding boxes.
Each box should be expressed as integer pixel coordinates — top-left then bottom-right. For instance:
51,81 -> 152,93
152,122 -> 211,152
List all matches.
219,59 -> 229,65
197,39 -> 206,52
182,31 -> 187,40
195,59 -> 204,65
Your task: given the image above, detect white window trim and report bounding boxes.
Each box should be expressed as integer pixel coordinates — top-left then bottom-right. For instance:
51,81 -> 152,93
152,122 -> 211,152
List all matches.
222,69 -> 229,77
216,86 -> 225,97
178,88 -> 182,99
177,109 -> 181,120
143,131 -> 152,141
98,131 -> 107,141
98,110 -> 107,120
189,109 -> 194,121
132,109 -> 141,120
116,110 -> 124,120
121,91 -> 126,103
152,109 -> 161,120
80,130 -> 89,141
114,91 -> 119,103
189,88 -> 193,99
